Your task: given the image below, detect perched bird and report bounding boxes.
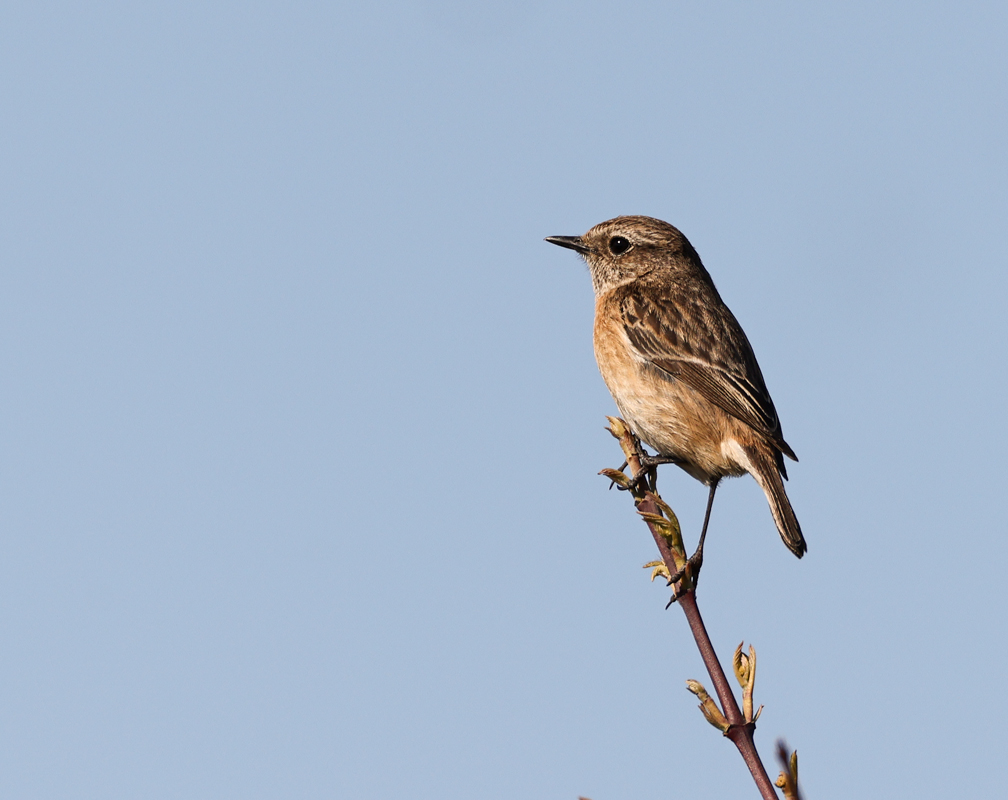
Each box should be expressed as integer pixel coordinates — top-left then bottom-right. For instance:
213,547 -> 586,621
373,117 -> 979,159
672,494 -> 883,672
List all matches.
546,216 -> 805,573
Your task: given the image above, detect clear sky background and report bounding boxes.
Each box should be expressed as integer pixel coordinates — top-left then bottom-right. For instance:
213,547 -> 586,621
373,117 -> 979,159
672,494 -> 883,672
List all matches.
2,2 -> 1006,798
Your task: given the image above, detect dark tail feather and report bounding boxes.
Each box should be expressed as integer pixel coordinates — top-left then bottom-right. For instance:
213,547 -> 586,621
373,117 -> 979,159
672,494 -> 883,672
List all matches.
746,444 -> 806,558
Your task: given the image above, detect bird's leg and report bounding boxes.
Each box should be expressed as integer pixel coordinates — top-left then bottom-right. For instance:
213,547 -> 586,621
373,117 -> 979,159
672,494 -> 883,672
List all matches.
626,452 -> 681,492
665,481 -> 719,594
601,426 -> 680,491
638,453 -> 683,470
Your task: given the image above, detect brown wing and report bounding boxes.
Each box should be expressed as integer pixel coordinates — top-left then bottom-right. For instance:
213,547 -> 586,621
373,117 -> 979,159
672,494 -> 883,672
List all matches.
620,287 -> 797,462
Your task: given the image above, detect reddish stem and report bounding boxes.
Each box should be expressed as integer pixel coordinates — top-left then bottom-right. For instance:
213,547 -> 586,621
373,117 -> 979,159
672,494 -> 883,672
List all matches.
636,494 -> 779,800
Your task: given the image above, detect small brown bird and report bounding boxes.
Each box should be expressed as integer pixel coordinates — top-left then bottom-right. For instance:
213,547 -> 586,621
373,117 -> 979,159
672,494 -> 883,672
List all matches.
546,216 -> 805,572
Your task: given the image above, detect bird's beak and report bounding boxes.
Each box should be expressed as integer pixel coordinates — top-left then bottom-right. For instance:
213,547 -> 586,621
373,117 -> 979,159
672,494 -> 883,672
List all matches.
544,235 -> 593,255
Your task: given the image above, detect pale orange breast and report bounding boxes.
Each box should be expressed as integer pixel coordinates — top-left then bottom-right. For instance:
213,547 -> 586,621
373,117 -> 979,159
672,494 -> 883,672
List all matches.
593,292 -> 750,484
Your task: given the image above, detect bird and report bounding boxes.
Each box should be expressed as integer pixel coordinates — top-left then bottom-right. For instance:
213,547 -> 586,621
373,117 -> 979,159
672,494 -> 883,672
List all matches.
546,215 -> 805,577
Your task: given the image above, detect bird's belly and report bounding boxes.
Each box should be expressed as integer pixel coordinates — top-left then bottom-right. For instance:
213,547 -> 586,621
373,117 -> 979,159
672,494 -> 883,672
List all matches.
596,346 -> 748,484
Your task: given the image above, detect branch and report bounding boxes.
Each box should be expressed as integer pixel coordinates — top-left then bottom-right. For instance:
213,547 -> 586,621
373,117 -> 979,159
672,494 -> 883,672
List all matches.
604,417 -> 780,800
775,741 -> 802,800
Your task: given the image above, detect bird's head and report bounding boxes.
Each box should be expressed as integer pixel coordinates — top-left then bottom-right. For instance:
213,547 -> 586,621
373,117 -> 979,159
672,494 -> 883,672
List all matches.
546,215 -> 699,296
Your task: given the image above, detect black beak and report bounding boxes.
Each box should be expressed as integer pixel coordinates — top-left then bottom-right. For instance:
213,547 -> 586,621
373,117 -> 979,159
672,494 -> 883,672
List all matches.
544,235 -> 593,255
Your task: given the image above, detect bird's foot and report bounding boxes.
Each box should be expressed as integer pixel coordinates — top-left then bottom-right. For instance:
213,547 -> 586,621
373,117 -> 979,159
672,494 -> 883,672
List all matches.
635,451 -> 670,466
637,453 -> 681,471
625,454 -> 680,492
600,458 -> 658,492
644,543 -> 704,607
663,545 -> 704,607
601,454 -> 681,492
599,461 -> 632,491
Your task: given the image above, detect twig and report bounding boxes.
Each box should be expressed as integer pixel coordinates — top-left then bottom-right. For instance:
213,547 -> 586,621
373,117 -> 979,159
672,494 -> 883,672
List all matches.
775,740 -> 802,800
605,418 -> 780,800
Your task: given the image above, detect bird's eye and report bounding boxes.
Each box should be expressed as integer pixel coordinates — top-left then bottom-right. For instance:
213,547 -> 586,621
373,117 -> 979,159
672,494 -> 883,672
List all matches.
609,236 -> 631,255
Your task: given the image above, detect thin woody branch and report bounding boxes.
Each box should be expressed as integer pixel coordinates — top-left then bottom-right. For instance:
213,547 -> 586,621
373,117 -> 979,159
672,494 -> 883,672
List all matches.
604,417 -> 782,800
775,741 -> 802,800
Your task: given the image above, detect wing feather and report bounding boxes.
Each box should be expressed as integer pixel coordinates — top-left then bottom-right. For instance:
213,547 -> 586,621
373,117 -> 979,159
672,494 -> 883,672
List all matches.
620,290 -> 797,462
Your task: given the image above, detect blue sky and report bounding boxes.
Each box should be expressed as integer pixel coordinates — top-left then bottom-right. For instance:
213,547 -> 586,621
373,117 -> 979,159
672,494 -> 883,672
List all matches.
2,2 -> 1006,798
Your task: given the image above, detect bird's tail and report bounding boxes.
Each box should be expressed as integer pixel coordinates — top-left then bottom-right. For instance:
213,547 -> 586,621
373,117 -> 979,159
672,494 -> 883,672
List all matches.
745,443 -> 806,558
